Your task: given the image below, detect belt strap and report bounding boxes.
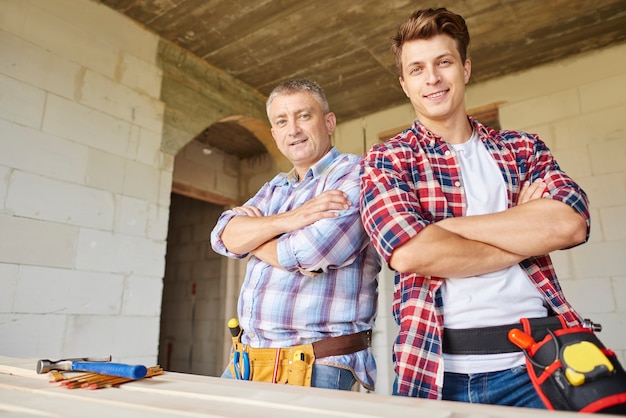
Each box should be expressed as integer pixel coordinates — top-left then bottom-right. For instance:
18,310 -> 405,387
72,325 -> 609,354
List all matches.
312,329 -> 372,358
443,316 -> 563,355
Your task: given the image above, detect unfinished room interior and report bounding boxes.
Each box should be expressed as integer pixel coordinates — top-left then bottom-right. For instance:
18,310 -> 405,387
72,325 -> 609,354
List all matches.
1,0 -> 626,416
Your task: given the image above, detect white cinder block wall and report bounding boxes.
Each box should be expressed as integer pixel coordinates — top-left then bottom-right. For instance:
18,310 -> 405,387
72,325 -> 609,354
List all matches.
0,0 -> 171,365
334,42 -> 626,393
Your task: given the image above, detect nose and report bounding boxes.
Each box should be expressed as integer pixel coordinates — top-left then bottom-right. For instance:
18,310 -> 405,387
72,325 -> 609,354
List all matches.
287,118 -> 301,136
426,66 -> 441,85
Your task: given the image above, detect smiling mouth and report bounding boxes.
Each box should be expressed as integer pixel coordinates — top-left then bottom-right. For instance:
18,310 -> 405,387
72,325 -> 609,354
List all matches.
425,90 -> 448,99
290,138 -> 307,146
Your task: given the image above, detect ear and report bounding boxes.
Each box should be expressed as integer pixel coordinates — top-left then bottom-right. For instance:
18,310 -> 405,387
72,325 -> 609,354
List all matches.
463,59 -> 472,84
399,76 -> 410,98
270,127 -> 277,141
325,112 -> 337,135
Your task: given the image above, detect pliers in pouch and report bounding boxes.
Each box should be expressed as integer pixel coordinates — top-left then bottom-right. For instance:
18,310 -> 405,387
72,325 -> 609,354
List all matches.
232,351 -> 250,380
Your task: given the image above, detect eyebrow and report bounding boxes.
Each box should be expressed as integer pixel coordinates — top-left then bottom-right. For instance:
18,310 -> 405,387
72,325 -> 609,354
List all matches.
272,106 -> 314,121
405,52 -> 456,69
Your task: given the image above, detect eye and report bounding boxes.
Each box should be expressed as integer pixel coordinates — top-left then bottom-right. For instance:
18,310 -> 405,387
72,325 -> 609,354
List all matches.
299,113 -> 311,120
275,118 -> 287,127
409,66 -> 422,75
439,59 -> 451,66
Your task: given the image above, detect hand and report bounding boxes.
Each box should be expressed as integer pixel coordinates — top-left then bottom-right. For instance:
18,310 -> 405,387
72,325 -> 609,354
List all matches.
277,189 -> 352,233
517,179 -> 548,205
298,267 -> 322,277
232,205 -> 263,217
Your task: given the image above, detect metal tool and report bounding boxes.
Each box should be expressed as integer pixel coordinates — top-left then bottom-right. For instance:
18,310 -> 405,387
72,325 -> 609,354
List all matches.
37,356 -> 111,374
232,351 -> 241,379
582,318 -> 602,332
241,352 -> 250,380
37,356 -> 147,380
231,350 -> 250,380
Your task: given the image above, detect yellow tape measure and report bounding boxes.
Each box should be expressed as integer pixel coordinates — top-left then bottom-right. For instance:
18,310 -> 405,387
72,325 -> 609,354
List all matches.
561,341 -> 614,386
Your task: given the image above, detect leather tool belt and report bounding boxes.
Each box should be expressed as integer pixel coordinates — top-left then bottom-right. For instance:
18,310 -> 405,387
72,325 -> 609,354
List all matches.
442,316 -> 564,355
229,329 -> 371,386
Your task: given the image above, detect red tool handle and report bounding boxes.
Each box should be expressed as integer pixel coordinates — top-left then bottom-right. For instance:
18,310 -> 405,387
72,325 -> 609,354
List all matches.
508,329 -> 536,350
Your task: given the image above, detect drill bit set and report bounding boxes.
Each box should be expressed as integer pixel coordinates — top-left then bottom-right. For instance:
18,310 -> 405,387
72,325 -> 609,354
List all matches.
36,355 -> 163,390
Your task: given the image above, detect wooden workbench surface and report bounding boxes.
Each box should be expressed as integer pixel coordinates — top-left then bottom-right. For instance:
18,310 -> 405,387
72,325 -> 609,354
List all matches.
0,356 -> 590,417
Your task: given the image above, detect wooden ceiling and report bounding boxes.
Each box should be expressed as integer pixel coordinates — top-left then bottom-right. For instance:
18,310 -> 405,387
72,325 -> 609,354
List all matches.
100,0 -> 626,156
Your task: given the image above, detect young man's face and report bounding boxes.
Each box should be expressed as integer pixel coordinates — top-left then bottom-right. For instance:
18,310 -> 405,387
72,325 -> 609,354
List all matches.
268,91 -> 335,177
399,34 -> 471,127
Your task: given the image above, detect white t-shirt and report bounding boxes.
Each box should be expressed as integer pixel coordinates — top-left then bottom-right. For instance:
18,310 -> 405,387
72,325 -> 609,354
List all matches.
441,130 -> 546,373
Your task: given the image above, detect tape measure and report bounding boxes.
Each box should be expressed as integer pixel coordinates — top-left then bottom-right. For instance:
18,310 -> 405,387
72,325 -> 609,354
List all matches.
561,340 -> 614,386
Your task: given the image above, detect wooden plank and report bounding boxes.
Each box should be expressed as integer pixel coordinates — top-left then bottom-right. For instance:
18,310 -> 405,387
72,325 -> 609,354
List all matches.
0,356 -> 583,418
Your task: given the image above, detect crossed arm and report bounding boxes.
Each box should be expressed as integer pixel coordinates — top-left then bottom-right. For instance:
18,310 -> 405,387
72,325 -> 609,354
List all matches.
220,190 -> 352,269
389,180 -> 588,278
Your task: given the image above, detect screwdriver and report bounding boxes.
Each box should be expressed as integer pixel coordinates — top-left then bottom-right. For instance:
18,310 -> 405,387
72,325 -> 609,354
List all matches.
228,317 -> 241,337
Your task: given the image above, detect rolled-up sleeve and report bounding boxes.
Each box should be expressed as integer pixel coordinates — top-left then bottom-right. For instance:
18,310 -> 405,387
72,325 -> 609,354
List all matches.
210,210 -> 248,259
210,182 -> 273,259
530,136 -> 591,242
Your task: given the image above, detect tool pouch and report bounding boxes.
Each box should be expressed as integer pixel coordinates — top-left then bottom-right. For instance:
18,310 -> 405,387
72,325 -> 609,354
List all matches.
512,316 -> 626,414
229,337 -> 315,386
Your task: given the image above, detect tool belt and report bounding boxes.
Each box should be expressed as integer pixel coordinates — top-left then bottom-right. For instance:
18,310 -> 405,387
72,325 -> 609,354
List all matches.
442,316 -> 565,354
229,330 -> 371,386
443,315 -> 626,413
508,316 -> 626,414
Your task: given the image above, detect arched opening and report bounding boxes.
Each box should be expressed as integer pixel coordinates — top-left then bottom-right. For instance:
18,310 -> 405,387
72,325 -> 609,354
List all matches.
158,116 -> 284,376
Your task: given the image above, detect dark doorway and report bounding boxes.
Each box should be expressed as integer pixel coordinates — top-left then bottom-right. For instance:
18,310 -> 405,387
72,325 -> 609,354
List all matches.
158,193 -> 226,376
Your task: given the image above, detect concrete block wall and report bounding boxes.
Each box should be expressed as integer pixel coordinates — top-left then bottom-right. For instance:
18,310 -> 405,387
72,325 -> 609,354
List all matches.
159,193 -> 225,376
333,42 -> 626,392
239,152 -> 280,202
0,0 -> 171,365
173,139 -> 240,203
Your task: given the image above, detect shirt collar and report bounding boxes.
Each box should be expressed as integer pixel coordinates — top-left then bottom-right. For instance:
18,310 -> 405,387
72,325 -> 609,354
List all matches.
410,117 -> 491,147
277,147 -> 339,186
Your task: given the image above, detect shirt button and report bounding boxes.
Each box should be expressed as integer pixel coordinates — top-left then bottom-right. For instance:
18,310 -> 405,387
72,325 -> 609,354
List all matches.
248,333 -> 255,339
455,181 -> 461,187
444,150 -> 451,156
246,307 -> 252,313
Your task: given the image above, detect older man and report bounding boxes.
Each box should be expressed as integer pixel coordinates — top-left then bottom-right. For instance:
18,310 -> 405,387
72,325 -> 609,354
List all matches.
211,79 -> 379,391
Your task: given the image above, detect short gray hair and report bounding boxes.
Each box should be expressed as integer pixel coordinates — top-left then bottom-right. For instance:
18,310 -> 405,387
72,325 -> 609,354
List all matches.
265,79 -> 330,117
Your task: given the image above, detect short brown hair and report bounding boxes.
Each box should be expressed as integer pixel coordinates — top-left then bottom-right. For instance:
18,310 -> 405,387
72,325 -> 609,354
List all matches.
391,8 -> 470,76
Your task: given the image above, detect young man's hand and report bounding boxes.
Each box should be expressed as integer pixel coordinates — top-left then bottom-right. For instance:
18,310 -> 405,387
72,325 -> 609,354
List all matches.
517,179 -> 548,205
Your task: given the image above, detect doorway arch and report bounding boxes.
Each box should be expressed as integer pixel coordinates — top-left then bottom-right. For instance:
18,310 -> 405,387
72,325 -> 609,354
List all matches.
159,114 -> 287,376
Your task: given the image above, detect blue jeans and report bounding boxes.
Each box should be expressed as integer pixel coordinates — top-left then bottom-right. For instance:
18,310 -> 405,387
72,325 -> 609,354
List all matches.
221,364 -> 356,391
392,365 -> 545,408
441,365 -> 546,408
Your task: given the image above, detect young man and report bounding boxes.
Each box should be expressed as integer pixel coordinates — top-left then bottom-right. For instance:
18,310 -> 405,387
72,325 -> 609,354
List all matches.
359,8 -> 590,406
211,79 -> 379,391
